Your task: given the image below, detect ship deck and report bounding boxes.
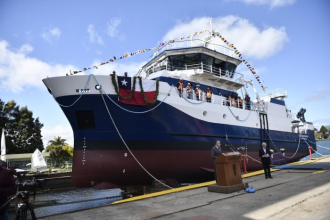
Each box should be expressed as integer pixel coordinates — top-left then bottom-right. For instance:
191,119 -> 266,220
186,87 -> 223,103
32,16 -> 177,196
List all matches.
40,156 -> 330,220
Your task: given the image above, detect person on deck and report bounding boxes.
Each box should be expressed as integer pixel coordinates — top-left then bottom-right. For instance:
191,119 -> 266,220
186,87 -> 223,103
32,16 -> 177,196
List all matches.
211,141 -> 222,183
0,161 -> 16,220
123,72 -> 128,77
177,79 -> 184,97
206,87 -> 212,103
195,85 -> 202,101
259,142 -> 273,179
186,83 -> 193,99
245,94 -> 251,110
238,96 -> 243,109
226,93 -> 231,106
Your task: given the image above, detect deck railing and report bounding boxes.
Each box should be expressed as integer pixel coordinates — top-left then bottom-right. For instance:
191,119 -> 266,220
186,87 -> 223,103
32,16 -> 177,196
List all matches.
175,87 -> 263,112
148,62 -> 243,83
149,39 -> 237,61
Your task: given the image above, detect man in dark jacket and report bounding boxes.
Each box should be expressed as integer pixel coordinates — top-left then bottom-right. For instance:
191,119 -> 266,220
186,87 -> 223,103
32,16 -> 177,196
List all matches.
211,140 -> 222,183
0,161 -> 16,220
259,142 -> 273,179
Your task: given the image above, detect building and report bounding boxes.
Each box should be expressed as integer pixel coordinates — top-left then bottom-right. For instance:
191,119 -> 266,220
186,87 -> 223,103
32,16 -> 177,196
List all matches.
5,152 -> 50,169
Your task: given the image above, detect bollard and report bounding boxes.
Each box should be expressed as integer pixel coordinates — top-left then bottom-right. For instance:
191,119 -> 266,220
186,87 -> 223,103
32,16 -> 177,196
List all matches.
242,155 -> 247,174
308,146 -> 313,160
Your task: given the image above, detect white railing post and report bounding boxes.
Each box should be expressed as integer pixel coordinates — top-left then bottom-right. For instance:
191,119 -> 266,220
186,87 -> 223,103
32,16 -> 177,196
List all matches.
201,62 -> 203,72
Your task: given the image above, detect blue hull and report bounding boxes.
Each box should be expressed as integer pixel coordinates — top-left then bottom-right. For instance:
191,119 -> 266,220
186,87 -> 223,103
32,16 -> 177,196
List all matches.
56,94 -> 316,187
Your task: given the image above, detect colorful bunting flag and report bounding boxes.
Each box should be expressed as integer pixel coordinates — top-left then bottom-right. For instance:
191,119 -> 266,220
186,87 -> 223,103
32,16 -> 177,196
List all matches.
70,29 -> 266,91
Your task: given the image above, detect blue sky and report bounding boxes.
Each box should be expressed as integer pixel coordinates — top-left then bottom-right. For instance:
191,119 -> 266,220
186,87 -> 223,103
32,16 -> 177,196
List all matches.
1,0 -> 329,147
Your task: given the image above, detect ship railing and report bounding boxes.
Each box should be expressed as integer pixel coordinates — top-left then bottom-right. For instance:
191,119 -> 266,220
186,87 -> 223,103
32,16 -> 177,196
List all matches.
259,88 -> 288,99
176,87 -> 262,112
149,39 -> 237,61
180,88 -> 206,102
147,62 -> 243,83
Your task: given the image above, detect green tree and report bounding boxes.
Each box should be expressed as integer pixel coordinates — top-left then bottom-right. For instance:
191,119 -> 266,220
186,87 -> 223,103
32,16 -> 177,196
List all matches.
46,136 -> 73,167
0,99 -> 44,154
47,136 -> 67,146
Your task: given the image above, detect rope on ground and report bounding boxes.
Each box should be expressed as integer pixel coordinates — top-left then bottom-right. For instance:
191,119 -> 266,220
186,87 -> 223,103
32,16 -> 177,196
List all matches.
305,139 -> 330,150
265,130 -> 301,159
53,74 -> 92,107
91,75 -> 173,114
98,88 -> 172,189
310,147 -> 327,157
302,138 -> 329,157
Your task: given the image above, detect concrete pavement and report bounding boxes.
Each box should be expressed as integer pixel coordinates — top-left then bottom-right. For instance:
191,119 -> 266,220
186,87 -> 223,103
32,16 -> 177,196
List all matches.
41,157 -> 330,220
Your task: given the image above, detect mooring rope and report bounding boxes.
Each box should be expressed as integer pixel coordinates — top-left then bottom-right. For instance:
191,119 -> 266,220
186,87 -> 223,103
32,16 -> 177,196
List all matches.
302,138 -> 329,157
98,87 -> 172,189
52,74 -> 92,107
305,139 -> 330,150
265,130 -> 301,159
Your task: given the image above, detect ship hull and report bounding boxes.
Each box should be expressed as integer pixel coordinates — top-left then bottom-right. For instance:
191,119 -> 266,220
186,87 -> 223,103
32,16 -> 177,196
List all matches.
55,93 -> 315,188
72,149 -> 309,188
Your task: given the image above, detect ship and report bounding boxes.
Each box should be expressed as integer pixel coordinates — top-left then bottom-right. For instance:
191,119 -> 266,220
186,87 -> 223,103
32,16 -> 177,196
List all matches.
42,25 -> 316,188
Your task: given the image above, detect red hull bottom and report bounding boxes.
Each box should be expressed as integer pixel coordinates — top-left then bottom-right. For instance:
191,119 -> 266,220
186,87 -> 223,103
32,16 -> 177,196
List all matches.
71,150 -> 306,188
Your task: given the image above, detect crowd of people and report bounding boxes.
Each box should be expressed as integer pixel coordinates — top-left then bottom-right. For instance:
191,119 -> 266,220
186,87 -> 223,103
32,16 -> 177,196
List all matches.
226,93 -> 251,109
177,79 -> 251,108
177,79 -> 212,103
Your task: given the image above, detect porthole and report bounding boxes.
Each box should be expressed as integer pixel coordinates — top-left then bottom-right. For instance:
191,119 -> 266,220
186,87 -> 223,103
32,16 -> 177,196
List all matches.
223,114 -> 226,119
203,111 -> 207,116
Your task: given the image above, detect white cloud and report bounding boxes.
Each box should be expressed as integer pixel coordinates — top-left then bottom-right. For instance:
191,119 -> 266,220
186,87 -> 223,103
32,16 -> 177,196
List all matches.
229,0 -> 296,9
89,59 -> 146,77
106,18 -> 121,37
0,40 -> 78,92
41,27 -> 61,42
163,16 -> 289,60
42,124 -> 73,148
87,24 -> 104,45
304,88 -> 330,102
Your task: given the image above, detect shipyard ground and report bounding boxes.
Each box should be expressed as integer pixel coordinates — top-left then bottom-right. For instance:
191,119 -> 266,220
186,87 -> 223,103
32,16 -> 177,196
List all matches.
41,156 -> 330,220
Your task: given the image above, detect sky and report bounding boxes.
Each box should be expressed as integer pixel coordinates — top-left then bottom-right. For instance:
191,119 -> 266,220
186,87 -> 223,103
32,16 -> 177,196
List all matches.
0,0 -> 329,148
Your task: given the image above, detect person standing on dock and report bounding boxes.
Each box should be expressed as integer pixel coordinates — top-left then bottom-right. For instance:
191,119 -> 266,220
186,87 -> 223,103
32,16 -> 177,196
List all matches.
211,140 -> 222,183
259,142 -> 273,179
0,161 -> 16,220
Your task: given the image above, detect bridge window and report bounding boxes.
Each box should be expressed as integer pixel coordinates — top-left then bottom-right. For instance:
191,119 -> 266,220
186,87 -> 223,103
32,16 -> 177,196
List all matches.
185,53 -> 199,68
170,55 -> 185,70
201,54 -> 214,73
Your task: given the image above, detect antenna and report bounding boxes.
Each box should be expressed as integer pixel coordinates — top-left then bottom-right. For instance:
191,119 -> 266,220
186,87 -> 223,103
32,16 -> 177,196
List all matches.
209,17 -> 213,33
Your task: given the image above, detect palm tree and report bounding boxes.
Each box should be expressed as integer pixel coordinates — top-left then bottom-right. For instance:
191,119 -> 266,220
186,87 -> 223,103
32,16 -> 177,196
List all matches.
48,136 -> 67,146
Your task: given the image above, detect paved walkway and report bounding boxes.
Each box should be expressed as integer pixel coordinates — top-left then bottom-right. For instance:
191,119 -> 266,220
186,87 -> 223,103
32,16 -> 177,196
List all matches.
41,157 -> 330,220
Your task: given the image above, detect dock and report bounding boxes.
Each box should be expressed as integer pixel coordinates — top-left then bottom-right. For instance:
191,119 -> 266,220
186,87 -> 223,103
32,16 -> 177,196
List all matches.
41,156 -> 330,220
